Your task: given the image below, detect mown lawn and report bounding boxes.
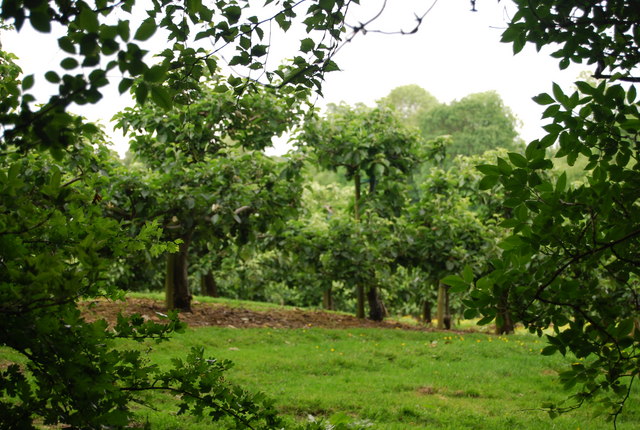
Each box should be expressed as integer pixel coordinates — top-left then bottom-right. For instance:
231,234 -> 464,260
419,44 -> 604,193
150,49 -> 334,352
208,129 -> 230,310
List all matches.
128,325 -> 640,429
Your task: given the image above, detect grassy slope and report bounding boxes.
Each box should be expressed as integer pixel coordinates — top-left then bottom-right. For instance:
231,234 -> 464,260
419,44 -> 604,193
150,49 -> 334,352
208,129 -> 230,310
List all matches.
131,325 -> 640,429
3,294 -> 638,428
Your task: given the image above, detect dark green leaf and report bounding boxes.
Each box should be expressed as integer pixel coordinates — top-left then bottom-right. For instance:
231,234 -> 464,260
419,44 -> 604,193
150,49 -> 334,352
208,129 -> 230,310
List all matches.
22,74 -> 34,90
118,78 -> 134,94
77,7 -> 99,32
134,18 -> 157,41
508,152 -> 528,168
135,82 -> 148,105
58,36 -> 76,54
60,57 -> 79,70
29,11 -> 51,33
478,175 -> 499,190
532,93 -> 555,105
476,164 -> 501,175
150,85 -> 172,110
300,38 -> 314,53
144,64 -> 168,83
441,275 -> 468,292
44,71 -> 60,83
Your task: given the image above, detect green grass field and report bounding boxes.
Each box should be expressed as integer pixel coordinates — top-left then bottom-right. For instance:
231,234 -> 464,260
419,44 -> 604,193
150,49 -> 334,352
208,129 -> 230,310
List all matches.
3,295 -> 639,429
126,323 -> 640,429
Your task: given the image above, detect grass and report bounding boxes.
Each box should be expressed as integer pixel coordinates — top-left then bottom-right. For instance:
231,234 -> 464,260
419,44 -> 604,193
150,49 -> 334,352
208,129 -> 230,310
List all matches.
128,325 -> 640,429
3,294 -> 639,429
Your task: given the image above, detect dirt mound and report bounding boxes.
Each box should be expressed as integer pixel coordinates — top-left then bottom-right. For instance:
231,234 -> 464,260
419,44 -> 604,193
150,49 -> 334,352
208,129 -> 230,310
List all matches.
81,297 -> 433,331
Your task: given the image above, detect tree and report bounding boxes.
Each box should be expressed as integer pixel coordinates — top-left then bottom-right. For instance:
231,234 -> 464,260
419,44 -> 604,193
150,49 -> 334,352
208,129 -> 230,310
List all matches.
454,0 -> 640,424
398,150 -> 504,330
378,84 -> 440,128
418,90 -> 522,159
300,103 -> 420,320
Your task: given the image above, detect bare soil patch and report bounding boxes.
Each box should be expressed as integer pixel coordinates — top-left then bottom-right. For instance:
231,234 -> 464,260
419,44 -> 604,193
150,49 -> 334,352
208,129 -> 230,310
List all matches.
81,297 -> 435,331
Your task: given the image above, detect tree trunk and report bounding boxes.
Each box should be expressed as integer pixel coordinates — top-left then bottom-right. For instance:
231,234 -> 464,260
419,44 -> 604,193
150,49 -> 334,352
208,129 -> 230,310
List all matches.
436,282 -> 451,330
322,285 -> 333,310
165,233 -> 192,312
366,286 -> 386,321
495,289 -> 514,335
354,170 -> 361,222
201,271 -> 218,297
422,299 -> 432,325
356,284 -> 365,319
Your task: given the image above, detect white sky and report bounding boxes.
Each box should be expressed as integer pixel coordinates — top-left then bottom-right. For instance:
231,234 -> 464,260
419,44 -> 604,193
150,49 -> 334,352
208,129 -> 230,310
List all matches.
1,0 -> 584,157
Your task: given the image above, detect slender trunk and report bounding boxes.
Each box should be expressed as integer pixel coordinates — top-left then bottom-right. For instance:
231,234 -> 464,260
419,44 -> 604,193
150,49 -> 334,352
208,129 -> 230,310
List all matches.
201,271 -> 218,297
356,284 -> 365,319
436,282 -> 451,329
366,286 -> 386,321
354,169 -> 366,319
165,232 -> 192,312
495,289 -> 514,334
354,170 -> 361,222
422,300 -> 432,325
322,285 -> 333,310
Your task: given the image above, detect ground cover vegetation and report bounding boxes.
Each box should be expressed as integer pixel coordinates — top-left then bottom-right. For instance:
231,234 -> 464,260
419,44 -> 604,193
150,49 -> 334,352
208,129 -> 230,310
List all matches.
1,0 -> 639,428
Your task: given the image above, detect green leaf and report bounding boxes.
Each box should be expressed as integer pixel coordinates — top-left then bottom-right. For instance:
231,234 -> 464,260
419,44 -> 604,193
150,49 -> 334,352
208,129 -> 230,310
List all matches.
118,78 -> 134,94
441,275 -> 468,292
251,45 -> 268,57
541,346 -> 558,356
135,82 -> 148,105
575,80 -> 595,95
508,152 -> 528,168
497,157 -> 512,174
462,264 -> 474,283
60,57 -> 79,70
205,58 -> 217,76
134,18 -> 157,41
150,86 -> 172,110
223,6 -> 242,24
555,172 -> 567,192
552,82 -> 564,101
22,74 -> 34,90
77,7 -> 99,32
58,36 -> 76,54
532,93 -> 555,105
300,38 -> 314,53
476,164 -> 501,175
615,318 -> 635,339
144,64 -> 168,83
117,20 -> 130,41
478,175 -> 499,190
477,315 -> 495,326
44,71 -> 60,83
627,85 -> 637,103
29,11 -> 51,33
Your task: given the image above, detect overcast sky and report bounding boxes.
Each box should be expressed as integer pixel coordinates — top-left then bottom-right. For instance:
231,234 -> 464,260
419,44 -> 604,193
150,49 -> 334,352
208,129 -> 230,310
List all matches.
1,0 -> 585,157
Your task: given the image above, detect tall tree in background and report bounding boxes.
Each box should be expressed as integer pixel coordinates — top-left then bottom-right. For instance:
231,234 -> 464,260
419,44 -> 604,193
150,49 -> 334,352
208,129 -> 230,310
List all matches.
300,103 -> 419,319
418,90 -> 521,158
114,79 -> 305,311
378,84 -> 440,128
